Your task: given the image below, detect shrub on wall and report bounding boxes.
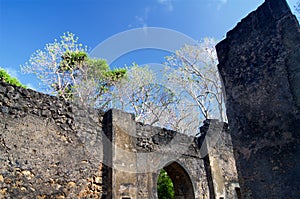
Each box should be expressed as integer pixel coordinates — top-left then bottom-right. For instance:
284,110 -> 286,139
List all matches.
0,68 -> 26,88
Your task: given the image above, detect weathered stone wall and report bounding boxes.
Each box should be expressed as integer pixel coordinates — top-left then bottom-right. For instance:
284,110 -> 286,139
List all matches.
216,0 -> 300,198
135,122 -> 210,199
0,81 -> 239,199
103,109 -> 208,199
199,120 -> 239,199
104,109 -> 139,199
0,81 -> 107,198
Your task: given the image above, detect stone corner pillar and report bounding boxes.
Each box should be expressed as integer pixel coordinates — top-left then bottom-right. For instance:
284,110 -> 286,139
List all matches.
103,109 -> 138,199
216,0 -> 300,198
199,120 -> 240,199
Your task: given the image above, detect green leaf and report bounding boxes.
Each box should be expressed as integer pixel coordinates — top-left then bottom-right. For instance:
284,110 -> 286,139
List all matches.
0,68 -> 26,88
157,169 -> 174,199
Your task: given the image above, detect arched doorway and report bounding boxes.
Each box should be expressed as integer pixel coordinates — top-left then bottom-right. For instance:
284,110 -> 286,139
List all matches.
157,169 -> 175,199
157,161 -> 195,199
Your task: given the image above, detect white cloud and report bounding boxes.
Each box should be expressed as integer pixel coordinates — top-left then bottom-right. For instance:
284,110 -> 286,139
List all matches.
157,0 -> 174,12
130,7 -> 150,28
25,83 -> 37,90
220,0 -> 227,3
134,15 -> 148,28
216,0 -> 228,10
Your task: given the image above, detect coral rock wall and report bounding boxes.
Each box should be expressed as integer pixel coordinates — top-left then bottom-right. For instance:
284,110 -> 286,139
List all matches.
216,0 -> 300,198
0,81 -> 238,199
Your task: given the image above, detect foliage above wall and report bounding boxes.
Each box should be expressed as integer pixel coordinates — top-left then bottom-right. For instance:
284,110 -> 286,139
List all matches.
0,67 -> 26,88
21,32 -> 126,108
20,32 -> 226,135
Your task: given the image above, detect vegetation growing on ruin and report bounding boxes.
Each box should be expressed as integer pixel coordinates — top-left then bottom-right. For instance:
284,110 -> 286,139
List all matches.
0,67 -> 26,88
21,32 -> 126,108
21,32 -> 226,134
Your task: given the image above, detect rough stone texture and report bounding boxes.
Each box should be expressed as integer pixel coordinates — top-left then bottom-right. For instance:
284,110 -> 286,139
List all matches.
105,110 -> 139,199
0,82 -> 107,198
135,121 -> 212,199
103,110 -> 206,199
0,81 -> 239,198
199,120 -> 239,199
216,0 -> 300,198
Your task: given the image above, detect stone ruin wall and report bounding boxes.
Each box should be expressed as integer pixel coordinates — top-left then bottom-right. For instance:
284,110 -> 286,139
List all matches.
108,110 -> 210,199
199,120 -> 240,199
2,0 -> 299,198
0,81 -> 108,198
216,0 -> 300,198
0,81 -> 239,199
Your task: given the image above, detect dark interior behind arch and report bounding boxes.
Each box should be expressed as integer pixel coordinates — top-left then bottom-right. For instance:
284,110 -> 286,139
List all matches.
163,162 -> 195,199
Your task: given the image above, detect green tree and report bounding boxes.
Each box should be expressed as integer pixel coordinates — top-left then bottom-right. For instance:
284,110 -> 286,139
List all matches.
157,169 -> 174,199
57,50 -> 126,108
0,67 -> 26,88
21,32 -> 126,108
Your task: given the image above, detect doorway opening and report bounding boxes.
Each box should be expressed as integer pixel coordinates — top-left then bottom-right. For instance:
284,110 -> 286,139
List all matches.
157,162 -> 195,199
157,169 -> 175,199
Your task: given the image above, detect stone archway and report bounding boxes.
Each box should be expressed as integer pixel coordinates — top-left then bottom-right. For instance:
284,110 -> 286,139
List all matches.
160,161 -> 195,199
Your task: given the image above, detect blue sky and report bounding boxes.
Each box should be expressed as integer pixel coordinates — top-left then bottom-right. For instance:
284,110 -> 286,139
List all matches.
0,0 -> 298,89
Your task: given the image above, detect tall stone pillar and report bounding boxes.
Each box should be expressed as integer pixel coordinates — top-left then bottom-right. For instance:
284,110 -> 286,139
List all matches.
104,109 -> 138,199
199,120 -> 239,199
216,0 -> 300,198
